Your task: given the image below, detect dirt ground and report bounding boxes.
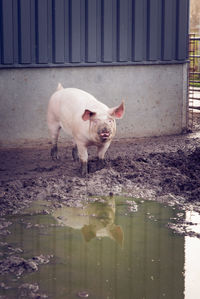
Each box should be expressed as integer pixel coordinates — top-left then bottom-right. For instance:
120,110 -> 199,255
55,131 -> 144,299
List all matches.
1,113 -> 200,218
1,113 -> 200,297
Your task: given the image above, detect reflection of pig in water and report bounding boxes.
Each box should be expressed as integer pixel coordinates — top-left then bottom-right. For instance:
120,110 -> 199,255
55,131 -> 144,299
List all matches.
52,198 -> 124,247
47,84 -> 125,176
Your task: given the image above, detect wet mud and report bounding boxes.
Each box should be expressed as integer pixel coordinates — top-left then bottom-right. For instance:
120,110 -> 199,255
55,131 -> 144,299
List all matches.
1,133 -> 200,216
1,133 -> 200,297
0,240 -> 52,298
0,133 -> 200,241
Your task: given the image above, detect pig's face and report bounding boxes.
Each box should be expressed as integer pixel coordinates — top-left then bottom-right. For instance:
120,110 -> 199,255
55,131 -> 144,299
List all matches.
91,114 -> 116,143
82,101 -> 125,144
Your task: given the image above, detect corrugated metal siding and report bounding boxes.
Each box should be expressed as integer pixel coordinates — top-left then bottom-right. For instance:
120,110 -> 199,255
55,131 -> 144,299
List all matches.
0,0 -> 189,68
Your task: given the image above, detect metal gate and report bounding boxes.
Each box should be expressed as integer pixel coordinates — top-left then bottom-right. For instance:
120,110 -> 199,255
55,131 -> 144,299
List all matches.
188,34 -> 200,129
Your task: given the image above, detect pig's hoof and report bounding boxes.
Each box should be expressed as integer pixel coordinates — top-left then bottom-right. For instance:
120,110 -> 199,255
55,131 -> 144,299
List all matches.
51,147 -> 59,161
80,162 -> 88,177
97,158 -> 106,169
51,154 -> 59,161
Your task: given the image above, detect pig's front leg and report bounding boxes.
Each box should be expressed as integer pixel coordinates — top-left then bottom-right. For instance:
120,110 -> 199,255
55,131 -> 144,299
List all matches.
76,142 -> 89,176
97,141 -> 111,168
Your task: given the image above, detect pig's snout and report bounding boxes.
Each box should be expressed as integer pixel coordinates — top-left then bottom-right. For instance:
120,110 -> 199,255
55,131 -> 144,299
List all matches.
98,126 -> 112,141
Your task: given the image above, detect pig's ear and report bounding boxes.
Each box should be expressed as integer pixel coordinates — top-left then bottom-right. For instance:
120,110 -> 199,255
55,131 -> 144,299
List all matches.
109,100 -> 125,119
82,109 -> 96,121
81,225 -> 96,242
110,225 -> 124,248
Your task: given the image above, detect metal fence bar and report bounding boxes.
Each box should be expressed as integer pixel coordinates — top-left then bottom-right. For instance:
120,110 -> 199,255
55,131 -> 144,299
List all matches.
188,34 -> 200,129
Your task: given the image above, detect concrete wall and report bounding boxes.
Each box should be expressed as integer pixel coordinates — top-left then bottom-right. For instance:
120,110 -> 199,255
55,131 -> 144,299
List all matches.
0,64 -> 188,146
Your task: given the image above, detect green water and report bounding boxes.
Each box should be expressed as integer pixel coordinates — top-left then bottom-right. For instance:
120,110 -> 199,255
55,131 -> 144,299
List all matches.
0,198 -> 186,298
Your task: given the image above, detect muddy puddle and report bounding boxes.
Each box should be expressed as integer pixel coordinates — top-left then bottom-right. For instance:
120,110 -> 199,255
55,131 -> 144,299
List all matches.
1,197 -> 200,299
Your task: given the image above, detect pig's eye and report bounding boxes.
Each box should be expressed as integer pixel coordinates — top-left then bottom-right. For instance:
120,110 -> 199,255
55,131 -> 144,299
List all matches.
108,119 -> 114,123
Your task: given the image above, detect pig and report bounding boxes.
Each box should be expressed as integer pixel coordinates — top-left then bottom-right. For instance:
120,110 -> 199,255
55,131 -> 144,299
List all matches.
52,196 -> 124,246
47,84 -> 125,176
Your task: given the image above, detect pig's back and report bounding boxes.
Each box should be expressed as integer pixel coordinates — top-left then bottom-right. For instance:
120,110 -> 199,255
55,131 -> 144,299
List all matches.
59,88 -> 108,113
55,88 -> 109,135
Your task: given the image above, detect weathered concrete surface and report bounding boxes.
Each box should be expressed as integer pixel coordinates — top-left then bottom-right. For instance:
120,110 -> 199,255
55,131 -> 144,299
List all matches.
0,64 -> 188,146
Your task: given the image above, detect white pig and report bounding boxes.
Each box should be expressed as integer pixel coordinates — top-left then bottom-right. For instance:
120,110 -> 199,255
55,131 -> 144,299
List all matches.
47,84 -> 125,175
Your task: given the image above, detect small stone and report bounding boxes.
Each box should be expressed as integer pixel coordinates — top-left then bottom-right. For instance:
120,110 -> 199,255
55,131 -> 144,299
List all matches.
78,291 -> 89,298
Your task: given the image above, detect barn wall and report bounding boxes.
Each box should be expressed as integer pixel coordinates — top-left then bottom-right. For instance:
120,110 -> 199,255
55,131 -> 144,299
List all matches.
0,0 -> 189,145
0,64 -> 188,146
0,0 -> 189,68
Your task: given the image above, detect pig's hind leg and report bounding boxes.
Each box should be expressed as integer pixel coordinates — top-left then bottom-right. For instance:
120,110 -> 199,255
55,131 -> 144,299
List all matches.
72,145 -> 79,162
48,122 -> 61,160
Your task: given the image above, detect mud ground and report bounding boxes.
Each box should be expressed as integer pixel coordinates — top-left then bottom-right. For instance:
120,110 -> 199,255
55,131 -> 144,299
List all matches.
1,110 -> 200,219
1,129 -> 200,216
1,114 -> 200,297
